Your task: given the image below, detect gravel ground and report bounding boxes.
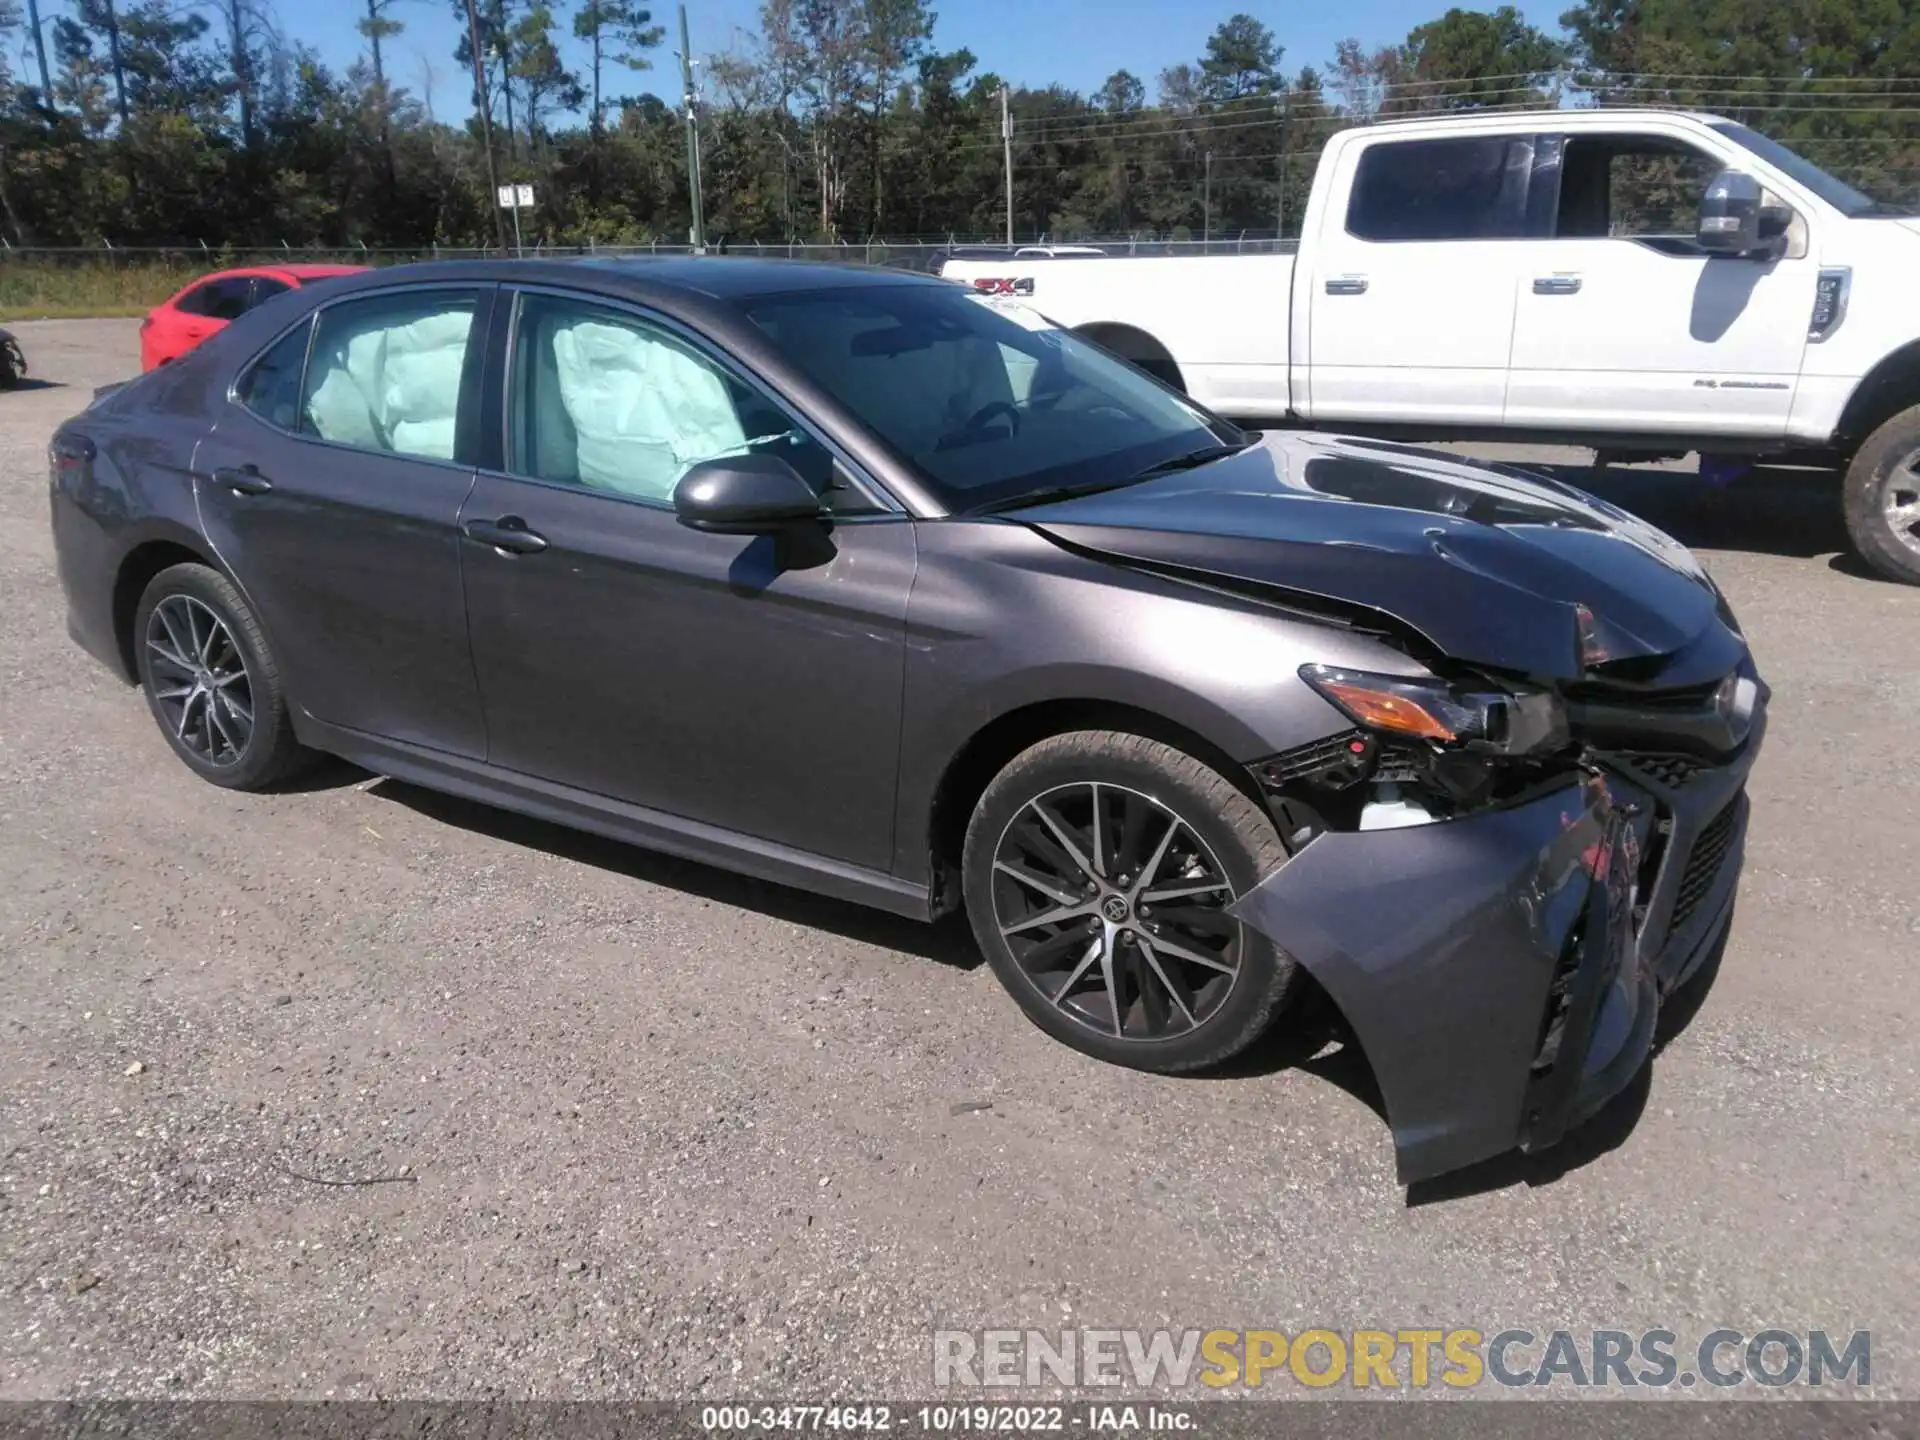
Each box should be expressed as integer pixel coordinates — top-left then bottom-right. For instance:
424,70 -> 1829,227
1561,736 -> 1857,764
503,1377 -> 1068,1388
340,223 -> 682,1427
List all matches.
1,319 -> 1916,1403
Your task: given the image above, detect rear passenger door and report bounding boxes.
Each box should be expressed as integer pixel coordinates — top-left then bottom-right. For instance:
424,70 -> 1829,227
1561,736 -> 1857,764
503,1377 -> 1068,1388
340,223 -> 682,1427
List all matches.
457,286 -> 917,871
192,284 -> 496,756
1305,133 -> 1540,424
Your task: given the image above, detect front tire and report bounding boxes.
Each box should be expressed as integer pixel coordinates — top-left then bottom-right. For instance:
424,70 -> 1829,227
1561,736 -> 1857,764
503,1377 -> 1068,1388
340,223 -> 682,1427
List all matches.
133,562 -> 315,790
961,731 -> 1298,1073
1843,405 -> 1920,585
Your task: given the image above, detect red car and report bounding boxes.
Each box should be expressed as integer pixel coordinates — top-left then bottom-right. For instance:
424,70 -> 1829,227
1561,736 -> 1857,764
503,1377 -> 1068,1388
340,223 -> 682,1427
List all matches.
140,264 -> 366,371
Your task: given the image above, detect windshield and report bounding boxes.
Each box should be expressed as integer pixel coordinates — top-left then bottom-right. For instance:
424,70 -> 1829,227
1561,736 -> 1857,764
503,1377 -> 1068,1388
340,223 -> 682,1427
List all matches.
740,283 -> 1235,512
1709,122 -> 1914,218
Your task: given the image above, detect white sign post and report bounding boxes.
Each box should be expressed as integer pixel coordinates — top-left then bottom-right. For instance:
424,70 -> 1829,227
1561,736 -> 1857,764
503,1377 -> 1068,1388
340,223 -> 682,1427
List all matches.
496,183 -> 534,257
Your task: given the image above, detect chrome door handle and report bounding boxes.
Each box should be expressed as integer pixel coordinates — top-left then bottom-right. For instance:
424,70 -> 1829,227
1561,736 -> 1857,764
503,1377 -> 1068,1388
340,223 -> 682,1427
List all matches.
463,515 -> 549,556
1324,276 -> 1369,296
211,465 -> 273,496
1533,275 -> 1582,295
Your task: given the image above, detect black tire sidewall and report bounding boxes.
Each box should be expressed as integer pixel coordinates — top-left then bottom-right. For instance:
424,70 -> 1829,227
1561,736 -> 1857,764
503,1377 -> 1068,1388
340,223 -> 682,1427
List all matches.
1844,406 -> 1920,586
962,731 -> 1296,1073
133,563 -> 293,789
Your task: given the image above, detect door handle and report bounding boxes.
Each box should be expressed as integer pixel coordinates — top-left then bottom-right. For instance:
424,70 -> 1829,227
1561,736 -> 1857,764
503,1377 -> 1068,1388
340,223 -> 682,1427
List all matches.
1324,276 -> 1369,295
212,465 -> 273,496
1533,275 -> 1582,295
464,515 -> 549,556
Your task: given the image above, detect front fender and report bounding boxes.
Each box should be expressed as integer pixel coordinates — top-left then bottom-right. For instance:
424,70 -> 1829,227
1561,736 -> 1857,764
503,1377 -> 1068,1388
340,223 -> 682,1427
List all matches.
892,520 -> 1406,885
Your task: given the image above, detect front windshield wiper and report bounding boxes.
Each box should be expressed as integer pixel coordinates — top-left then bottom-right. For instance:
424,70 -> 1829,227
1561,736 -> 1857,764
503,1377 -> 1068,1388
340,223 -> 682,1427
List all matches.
971,440 -> 1253,516
1125,440 -> 1251,481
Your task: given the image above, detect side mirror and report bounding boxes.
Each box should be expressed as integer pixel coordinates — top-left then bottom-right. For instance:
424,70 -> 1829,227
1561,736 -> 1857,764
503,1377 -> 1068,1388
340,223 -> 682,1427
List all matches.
1697,169 -> 1764,255
673,452 -> 823,534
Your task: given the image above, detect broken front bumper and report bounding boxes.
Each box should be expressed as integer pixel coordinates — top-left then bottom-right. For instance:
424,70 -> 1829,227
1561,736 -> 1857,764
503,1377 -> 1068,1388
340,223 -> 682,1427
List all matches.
1230,704 -> 1763,1184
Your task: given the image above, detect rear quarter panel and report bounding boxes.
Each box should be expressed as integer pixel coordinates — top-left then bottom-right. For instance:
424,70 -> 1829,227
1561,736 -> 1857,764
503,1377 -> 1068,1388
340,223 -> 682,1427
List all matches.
52,363 -> 226,678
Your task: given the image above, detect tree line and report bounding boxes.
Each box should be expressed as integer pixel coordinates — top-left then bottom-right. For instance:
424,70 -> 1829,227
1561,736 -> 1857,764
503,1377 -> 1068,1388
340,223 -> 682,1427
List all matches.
0,0 -> 1915,250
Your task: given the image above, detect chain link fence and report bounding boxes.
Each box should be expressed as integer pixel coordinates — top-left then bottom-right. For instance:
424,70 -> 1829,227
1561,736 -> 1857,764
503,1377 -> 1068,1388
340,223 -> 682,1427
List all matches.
0,236 -> 1295,269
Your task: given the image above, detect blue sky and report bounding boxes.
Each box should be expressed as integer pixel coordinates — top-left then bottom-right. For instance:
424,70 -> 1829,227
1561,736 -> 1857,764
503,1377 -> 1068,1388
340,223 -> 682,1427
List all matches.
297,0 -> 1570,123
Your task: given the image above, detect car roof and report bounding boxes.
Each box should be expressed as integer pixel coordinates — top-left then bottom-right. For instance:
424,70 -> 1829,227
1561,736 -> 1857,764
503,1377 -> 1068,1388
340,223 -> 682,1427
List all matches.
295,254 -> 949,317
271,263 -> 369,279
570,254 -> 942,300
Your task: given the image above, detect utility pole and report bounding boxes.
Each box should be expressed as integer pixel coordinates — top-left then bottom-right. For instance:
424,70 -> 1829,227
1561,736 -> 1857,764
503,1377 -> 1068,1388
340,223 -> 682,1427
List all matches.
462,0 -> 510,252
1203,150 -> 1213,244
24,0 -> 53,109
1275,91 -> 1291,240
999,84 -> 1014,247
679,5 -> 707,252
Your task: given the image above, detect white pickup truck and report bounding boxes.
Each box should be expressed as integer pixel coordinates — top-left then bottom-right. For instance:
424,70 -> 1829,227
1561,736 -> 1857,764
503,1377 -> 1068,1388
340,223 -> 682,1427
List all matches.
939,109 -> 1920,584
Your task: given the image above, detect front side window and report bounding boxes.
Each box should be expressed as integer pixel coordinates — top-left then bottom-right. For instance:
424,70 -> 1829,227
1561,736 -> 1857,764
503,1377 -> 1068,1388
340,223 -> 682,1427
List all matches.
236,319 -> 313,430
1555,135 -> 1722,240
250,277 -> 293,307
740,284 -> 1229,511
1346,136 -> 1534,242
300,290 -> 480,461
508,292 -> 863,509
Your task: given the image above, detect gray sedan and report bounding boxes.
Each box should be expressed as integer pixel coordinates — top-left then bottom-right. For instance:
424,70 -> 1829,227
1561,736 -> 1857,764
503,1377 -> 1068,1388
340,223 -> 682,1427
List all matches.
50,258 -> 1765,1181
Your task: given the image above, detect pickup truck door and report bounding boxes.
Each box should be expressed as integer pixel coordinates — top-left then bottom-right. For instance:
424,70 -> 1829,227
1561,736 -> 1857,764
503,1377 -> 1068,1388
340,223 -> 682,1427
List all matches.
1304,133 -> 1540,424
1504,131 -> 1817,435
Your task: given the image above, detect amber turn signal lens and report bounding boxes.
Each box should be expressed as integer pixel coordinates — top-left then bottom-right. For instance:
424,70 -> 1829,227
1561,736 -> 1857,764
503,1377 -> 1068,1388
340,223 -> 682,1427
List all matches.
1315,678 -> 1458,742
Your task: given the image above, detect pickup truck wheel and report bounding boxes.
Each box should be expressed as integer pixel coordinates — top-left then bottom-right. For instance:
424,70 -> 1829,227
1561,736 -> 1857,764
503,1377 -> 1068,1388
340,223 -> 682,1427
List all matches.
1843,406 -> 1920,585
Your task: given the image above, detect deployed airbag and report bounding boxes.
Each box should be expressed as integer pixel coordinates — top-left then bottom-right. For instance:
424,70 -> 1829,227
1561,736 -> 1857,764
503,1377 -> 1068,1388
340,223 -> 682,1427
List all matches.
307,307 -> 473,460
550,320 -> 747,499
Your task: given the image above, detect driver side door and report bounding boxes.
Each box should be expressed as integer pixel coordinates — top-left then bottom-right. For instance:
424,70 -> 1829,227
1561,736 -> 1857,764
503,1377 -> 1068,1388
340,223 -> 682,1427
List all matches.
459,287 -> 920,871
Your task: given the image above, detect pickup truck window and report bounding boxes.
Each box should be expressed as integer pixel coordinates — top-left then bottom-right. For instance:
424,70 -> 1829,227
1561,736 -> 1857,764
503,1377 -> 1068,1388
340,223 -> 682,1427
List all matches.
1345,136 -> 1533,242
1555,136 -> 1720,240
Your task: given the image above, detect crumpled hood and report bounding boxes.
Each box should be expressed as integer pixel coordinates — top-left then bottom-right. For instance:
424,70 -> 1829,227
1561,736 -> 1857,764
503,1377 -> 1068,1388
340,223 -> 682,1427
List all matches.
1019,431 -> 1736,680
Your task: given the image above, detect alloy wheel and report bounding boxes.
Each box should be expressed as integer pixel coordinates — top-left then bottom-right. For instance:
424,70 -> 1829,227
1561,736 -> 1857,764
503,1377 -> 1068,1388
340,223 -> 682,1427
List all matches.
145,594 -> 255,767
1884,447 -> 1920,560
990,781 -> 1243,1041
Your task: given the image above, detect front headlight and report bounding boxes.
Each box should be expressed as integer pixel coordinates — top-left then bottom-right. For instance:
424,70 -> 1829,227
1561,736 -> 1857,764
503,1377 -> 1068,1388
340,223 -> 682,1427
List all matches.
1301,665 -> 1568,757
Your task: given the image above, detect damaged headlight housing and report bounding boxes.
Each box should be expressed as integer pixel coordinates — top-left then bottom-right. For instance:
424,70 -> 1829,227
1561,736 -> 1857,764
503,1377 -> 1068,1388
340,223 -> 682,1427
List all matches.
1300,665 -> 1569,756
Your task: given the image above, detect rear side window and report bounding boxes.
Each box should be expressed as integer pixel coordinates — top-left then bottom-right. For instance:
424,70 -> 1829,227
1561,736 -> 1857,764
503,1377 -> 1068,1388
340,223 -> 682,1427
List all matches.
299,290 -> 481,462
181,276 -> 256,321
1346,137 -> 1534,242
250,276 -> 293,307
237,320 -> 313,431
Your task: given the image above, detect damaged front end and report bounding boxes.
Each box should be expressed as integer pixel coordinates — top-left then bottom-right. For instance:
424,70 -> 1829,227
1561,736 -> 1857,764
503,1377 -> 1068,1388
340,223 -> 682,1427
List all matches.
1232,639 -> 1766,1184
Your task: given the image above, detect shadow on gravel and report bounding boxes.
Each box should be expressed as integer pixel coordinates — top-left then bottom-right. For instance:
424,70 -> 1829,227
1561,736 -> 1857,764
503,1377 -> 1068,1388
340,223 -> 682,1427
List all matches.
1532,461 -> 1854,564
366,776 -> 984,969
1,377 -> 64,393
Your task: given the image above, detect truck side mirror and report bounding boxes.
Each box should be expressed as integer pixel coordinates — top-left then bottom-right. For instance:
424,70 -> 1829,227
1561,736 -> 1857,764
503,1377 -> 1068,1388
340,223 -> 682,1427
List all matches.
1697,169 -> 1763,255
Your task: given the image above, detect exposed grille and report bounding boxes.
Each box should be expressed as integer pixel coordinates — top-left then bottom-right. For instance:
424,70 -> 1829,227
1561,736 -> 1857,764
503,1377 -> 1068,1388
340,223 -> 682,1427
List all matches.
1257,730 -> 1368,788
1620,752 -> 1706,790
1671,797 -> 1741,932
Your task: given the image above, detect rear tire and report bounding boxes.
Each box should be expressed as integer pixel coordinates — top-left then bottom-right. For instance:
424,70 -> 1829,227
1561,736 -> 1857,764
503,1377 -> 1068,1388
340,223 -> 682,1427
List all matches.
962,730 -> 1298,1073
133,562 -> 316,790
1842,406 -> 1920,585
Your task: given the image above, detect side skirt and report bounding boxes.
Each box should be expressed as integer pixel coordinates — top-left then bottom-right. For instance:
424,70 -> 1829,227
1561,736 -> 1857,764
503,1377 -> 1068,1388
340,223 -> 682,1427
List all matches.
296,715 -> 936,922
